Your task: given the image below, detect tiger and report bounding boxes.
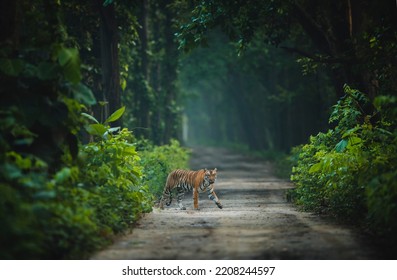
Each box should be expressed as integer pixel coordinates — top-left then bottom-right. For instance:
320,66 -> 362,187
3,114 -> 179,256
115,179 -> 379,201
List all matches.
159,168 -> 222,210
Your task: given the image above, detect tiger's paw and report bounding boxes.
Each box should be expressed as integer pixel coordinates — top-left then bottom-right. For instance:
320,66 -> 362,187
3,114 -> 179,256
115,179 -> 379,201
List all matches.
216,202 -> 223,209
179,206 -> 186,210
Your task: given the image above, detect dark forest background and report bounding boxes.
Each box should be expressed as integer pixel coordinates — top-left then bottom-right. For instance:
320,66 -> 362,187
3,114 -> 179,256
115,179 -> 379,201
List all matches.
1,0 -> 397,258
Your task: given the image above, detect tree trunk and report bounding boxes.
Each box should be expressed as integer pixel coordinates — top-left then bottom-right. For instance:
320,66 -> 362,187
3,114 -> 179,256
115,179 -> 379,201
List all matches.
227,67 -> 263,151
150,2 -> 164,145
290,1 -> 371,99
95,0 -> 121,126
162,0 -> 179,144
0,0 -> 19,48
135,0 -> 151,138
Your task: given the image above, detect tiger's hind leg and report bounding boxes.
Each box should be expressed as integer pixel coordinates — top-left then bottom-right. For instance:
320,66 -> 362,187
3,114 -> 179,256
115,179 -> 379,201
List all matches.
176,186 -> 186,210
159,188 -> 172,209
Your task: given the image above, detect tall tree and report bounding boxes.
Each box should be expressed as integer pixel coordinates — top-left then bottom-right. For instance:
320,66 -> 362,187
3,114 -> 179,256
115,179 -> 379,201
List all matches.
159,0 -> 180,143
177,0 -> 397,100
179,30 -> 335,151
0,0 -> 19,48
122,0 -> 182,144
95,0 -> 122,125
135,0 -> 151,137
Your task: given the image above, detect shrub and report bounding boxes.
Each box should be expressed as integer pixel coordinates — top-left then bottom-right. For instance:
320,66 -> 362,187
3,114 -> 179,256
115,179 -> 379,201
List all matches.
0,41 -> 189,258
291,85 -> 397,240
79,127 -> 153,234
139,140 -> 190,199
0,44 -> 101,259
0,103 -> 172,259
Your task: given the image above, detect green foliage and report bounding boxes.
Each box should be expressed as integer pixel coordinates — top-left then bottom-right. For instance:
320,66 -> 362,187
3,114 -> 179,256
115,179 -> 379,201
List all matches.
80,126 -> 152,233
291,86 -> 397,240
57,47 -> 82,84
179,30 -> 335,150
1,83 -> 188,259
82,106 -> 126,138
139,139 -> 190,199
0,39 -> 102,258
118,0 -> 183,145
1,0 -> 190,260
1,0 -> 191,259
175,0 -> 290,53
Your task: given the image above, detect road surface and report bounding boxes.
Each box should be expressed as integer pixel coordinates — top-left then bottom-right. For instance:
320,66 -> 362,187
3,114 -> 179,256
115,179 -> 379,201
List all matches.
91,147 -> 376,259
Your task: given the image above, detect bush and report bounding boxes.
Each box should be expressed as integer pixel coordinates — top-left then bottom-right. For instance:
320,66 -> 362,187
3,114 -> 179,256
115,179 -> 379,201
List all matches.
139,139 -> 190,199
79,127 -> 153,233
291,85 -> 397,240
0,43 -> 102,259
0,100 -> 186,258
0,39 -> 189,258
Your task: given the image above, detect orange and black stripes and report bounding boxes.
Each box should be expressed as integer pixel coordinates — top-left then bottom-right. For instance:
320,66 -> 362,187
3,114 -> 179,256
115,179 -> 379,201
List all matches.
159,168 -> 222,210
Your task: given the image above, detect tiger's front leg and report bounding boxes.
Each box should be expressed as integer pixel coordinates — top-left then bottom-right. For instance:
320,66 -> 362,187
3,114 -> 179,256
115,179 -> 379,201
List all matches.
193,187 -> 199,210
207,185 -> 223,209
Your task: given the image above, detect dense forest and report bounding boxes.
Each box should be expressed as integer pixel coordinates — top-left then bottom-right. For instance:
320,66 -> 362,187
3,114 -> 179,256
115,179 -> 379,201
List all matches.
1,0 -> 397,258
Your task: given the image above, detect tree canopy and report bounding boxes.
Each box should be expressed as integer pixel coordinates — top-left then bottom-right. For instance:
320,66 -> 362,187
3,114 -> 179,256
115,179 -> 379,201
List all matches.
1,0 -> 397,258
177,0 -> 397,99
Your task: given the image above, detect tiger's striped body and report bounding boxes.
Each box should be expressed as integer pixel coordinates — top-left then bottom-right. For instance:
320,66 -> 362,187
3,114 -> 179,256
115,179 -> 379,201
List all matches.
159,168 -> 222,210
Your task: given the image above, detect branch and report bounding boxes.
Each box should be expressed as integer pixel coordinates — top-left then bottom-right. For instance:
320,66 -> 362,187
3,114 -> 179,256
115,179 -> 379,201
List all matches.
280,46 -> 357,64
290,2 -> 331,55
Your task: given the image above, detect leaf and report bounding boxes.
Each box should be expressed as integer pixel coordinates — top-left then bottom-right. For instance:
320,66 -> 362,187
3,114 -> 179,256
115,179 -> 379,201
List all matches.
375,127 -> 393,136
309,162 -> 322,173
107,127 -> 121,133
335,139 -> 348,152
54,167 -> 71,183
0,58 -> 24,76
102,127 -> 121,140
14,137 -> 35,146
81,113 -> 99,124
348,136 -> 362,147
58,48 -> 77,66
22,63 -> 39,78
58,48 -> 82,84
64,65 -> 82,84
86,123 -> 107,136
70,83 -> 96,105
342,126 -> 360,138
33,190 -> 56,200
2,163 -> 22,180
103,0 -> 113,6
7,151 -> 32,169
120,77 -> 127,91
105,106 -> 125,123
124,146 -> 138,156
37,62 -> 58,80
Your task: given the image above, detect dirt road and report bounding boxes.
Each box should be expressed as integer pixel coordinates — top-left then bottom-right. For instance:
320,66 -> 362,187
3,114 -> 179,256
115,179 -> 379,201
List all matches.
91,147 -> 376,259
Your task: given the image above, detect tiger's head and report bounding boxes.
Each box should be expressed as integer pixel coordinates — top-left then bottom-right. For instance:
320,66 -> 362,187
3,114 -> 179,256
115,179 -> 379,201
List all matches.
204,168 -> 217,186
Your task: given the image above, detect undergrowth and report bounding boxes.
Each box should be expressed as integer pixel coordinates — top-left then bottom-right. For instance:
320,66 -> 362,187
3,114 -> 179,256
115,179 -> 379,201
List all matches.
290,85 -> 397,243
0,46 -> 189,258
